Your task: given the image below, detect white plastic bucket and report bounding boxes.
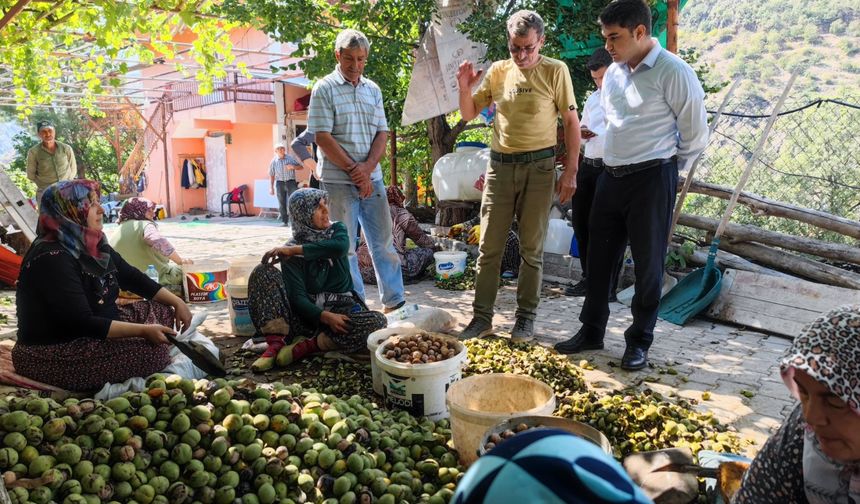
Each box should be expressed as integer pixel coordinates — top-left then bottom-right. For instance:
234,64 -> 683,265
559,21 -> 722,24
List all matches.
434,251 -> 467,280
375,334 -> 468,421
226,256 -> 259,336
182,261 -> 229,303
544,218 -> 574,255
446,373 -> 556,466
366,327 -> 422,396
227,284 -> 254,337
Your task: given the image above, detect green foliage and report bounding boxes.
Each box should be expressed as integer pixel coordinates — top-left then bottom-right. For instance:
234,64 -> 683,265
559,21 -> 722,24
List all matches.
1,0 -> 242,117
219,0 -> 436,130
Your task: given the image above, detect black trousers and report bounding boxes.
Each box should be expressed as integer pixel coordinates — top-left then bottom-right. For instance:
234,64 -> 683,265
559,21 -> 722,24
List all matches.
570,159 -> 623,291
276,180 -> 299,225
579,159 -> 678,348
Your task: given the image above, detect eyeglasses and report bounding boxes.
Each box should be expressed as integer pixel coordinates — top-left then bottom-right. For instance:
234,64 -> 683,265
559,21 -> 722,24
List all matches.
508,43 -> 539,55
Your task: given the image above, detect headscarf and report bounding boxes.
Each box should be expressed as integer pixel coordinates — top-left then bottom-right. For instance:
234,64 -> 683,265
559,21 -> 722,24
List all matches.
781,305 -> 860,414
780,305 -> 860,502
387,185 -> 405,208
35,180 -> 111,274
453,428 -> 653,504
118,197 -> 156,223
288,188 -> 334,245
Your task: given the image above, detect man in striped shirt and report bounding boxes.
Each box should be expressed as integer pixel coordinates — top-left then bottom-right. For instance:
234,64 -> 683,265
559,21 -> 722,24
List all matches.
307,29 -> 406,313
268,143 -> 301,226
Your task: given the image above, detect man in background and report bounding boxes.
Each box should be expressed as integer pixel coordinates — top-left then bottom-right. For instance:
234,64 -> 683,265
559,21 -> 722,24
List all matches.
26,120 -> 77,206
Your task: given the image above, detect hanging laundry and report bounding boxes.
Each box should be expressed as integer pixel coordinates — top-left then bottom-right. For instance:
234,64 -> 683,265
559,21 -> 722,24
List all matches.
181,159 -> 193,189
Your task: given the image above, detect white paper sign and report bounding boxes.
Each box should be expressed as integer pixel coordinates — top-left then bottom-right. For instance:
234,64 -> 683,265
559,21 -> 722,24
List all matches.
401,0 -> 488,125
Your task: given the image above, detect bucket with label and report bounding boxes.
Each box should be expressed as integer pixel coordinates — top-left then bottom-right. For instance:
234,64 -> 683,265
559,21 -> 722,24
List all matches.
366,327 -> 422,396
226,256 -> 259,336
375,333 -> 467,421
182,261 -> 229,304
434,251 -> 467,280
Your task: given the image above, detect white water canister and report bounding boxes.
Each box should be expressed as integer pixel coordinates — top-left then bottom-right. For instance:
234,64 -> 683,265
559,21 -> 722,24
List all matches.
226,256 -> 259,336
376,334 -> 468,421
182,260 -> 229,303
434,251 -> 467,280
544,218 -> 574,255
432,142 -> 490,201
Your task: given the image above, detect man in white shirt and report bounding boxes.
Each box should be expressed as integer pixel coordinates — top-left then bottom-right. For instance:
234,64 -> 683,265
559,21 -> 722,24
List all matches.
563,48 -> 622,299
555,0 -> 708,370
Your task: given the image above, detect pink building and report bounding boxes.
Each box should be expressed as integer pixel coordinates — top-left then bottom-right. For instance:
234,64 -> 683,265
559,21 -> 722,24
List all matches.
133,28 -> 314,216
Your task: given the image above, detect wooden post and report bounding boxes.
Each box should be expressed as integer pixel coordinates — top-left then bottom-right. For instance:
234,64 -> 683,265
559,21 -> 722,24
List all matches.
389,127 -> 398,188
667,0 -> 679,54
161,100 -> 172,216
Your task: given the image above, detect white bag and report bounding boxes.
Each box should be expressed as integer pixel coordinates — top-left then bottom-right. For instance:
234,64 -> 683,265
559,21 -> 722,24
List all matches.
388,306 -> 456,333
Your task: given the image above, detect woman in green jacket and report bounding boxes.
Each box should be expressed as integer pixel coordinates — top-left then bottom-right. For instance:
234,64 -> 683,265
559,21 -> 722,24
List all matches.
109,197 -> 192,287
248,188 -> 387,372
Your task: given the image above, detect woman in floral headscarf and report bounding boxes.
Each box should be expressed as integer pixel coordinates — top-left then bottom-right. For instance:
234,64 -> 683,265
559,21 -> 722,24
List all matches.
357,185 -> 440,284
246,188 -> 387,372
109,197 -> 192,286
733,305 -> 860,504
13,180 -> 192,391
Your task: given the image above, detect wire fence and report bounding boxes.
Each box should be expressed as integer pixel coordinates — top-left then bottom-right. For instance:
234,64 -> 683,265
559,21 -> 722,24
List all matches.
680,89 -> 860,246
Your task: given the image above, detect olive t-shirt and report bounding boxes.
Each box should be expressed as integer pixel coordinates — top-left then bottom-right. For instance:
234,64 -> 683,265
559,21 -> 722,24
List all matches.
472,56 -> 577,154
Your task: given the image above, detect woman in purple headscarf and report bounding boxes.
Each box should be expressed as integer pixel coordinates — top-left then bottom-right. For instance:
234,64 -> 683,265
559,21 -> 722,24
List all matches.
13,180 -> 192,391
109,197 -> 192,286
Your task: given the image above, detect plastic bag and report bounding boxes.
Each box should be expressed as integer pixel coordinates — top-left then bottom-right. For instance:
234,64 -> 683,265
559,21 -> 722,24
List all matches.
95,313 -> 218,400
388,306 -> 456,333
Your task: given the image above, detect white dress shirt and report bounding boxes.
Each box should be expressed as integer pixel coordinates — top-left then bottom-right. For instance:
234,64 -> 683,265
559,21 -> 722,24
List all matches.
580,89 -> 606,160
600,39 -> 708,169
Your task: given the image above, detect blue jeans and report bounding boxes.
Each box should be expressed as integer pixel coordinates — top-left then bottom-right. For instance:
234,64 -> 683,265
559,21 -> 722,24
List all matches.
325,179 -> 405,308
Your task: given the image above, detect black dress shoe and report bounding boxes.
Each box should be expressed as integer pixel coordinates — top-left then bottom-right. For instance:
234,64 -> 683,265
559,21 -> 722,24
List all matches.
564,280 -> 587,297
621,346 -> 648,370
554,327 -> 604,354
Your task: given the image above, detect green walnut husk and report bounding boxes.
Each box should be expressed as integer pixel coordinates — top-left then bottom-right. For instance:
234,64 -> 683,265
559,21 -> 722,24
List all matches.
555,389 -> 744,460
0,378 -> 464,504
462,337 -> 588,399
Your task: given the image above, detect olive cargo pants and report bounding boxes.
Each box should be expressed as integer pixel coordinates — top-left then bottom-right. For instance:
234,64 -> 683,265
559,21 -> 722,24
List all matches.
472,157 -> 556,323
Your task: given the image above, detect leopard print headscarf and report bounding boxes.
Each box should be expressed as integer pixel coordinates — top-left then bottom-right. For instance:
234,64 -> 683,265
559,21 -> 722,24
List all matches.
781,305 -> 860,414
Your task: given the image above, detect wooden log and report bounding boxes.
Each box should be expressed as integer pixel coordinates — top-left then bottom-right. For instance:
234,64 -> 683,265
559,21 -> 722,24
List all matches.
679,178 -> 860,240
669,242 -> 792,278
677,213 -> 860,265
719,241 -> 860,290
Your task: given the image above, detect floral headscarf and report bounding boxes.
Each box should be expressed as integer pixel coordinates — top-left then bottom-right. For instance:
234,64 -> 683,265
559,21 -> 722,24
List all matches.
118,197 -> 156,223
780,305 -> 860,503
287,188 -> 334,245
387,185 -> 405,208
36,180 -> 110,273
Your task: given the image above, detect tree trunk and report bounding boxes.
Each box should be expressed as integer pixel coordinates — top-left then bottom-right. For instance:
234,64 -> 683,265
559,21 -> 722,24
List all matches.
681,177 -> 860,240
719,241 -> 860,290
677,213 -> 860,265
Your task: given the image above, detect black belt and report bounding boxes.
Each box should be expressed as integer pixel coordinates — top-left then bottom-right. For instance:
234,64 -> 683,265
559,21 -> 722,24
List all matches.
604,156 -> 677,178
490,147 -> 556,164
582,157 -> 603,168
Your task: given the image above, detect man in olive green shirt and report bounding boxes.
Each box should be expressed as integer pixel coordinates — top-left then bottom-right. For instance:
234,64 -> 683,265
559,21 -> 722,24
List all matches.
26,121 -> 78,205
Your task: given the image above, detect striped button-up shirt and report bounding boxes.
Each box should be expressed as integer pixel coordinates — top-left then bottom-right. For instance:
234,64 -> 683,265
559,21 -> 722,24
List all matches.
268,153 -> 300,182
307,67 -> 389,185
